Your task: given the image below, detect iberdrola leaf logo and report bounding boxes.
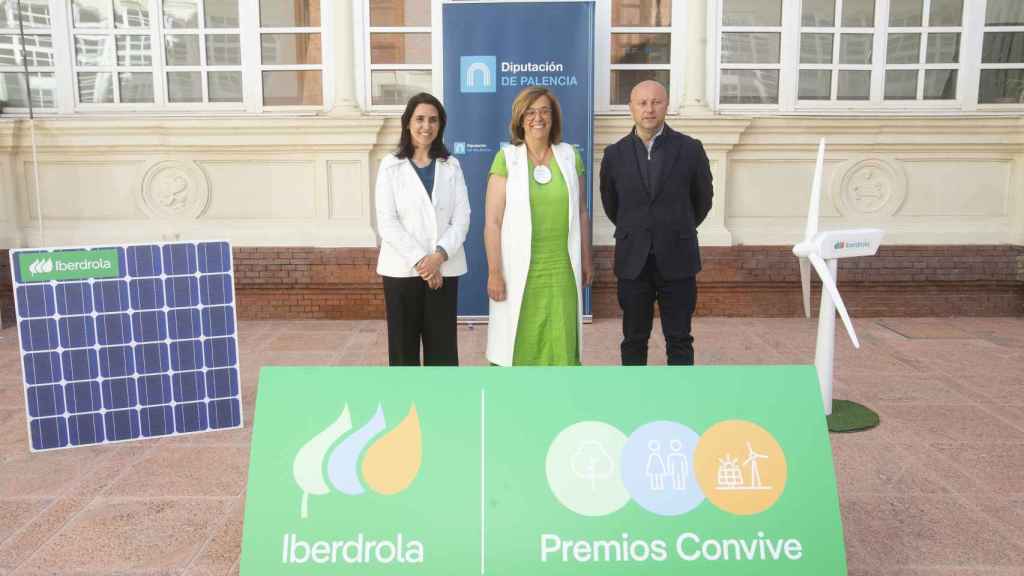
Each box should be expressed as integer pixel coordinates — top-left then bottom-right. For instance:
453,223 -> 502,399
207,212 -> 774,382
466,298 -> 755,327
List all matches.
293,403 -> 421,519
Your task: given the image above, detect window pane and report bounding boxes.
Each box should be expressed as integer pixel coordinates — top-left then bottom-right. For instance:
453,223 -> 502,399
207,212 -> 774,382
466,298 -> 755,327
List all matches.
369,69 -> 430,106
611,33 -> 671,65
985,0 -> 1024,26
0,0 -> 51,28
205,0 -> 238,28
260,0 -> 319,28
612,0 -> 670,26
884,70 -> 917,99
837,69 -> 870,99
370,32 -> 430,65
801,0 -> 835,26
209,70 -> 241,102
116,34 -> 151,66
722,32 -> 780,64
839,33 -> 873,64
930,0 -> 963,26
889,0 -> 922,26
168,70 -> 201,102
164,34 -> 199,65
73,0 -> 111,28
206,34 -> 240,65
119,71 -> 153,102
719,69 -> 779,104
801,33 -> 833,64
0,71 -> 55,107
979,68 -> 1024,103
261,33 -> 321,65
799,69 -> 831,99
842,0 -> 874,26
982,32 -> 1024,64
0,34 -> 54,67
263,70 -> 322,105
926,33 -> 960,63
78,71 -> 114,103
887,33 -> 920,64
610,69 -> 669,105
114,0 -> 150,28
924,69 -> 957,99
369,0 -> 429,27
722,0 -> 781,26
163,0 -> 197,28
75,35 -> 114,66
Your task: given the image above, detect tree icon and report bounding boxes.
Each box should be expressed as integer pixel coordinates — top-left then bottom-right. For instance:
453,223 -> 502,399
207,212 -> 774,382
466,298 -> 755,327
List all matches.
571,441 -> 614,492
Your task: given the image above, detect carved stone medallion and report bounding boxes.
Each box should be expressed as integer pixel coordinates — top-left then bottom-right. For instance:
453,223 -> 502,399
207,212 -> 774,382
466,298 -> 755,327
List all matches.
140,160 -> 210,219
833,157 -> 906,218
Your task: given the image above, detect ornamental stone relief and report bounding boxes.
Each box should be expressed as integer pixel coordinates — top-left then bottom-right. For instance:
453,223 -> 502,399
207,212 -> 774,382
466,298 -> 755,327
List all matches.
833,157 -> 907,218
139,160 -> 210,219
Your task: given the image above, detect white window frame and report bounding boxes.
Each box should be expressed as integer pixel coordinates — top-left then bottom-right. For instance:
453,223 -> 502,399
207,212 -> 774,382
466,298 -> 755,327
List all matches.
356,0 -> 687,115
0,0 -> 331,116
711,0 -> 1024,114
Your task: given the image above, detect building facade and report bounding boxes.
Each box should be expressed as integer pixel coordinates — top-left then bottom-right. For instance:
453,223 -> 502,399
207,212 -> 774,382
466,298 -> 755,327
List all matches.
1,0 -> 1022,324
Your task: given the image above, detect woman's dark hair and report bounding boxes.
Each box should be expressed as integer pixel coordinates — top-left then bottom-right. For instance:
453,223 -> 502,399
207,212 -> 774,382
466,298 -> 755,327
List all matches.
397,92 -> 450,160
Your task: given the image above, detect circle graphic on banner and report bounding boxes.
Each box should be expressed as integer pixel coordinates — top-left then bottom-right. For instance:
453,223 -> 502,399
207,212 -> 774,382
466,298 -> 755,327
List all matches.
546,421 -> 630,517
621,421 -> 704,516
694,420 -> 787,515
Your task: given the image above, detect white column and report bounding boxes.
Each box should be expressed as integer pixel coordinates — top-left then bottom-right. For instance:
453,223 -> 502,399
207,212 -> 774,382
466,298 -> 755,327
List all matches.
330,0 -> 361,114
683,0 -> 712,113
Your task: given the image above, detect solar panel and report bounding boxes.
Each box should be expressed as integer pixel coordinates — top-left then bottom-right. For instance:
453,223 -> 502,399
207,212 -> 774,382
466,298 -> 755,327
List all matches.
9,241 -> 243,452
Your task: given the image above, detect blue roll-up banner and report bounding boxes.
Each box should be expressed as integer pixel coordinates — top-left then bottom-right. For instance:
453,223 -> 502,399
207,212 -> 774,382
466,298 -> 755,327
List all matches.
443,1 -> 595,319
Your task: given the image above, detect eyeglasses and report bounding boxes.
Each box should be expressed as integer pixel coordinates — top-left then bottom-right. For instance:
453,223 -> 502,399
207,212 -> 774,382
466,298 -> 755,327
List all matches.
524,107 -> 552,119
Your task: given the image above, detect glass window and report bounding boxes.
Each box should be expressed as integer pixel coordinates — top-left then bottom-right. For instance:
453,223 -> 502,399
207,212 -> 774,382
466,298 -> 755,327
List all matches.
979,0 -> 1024,103
0,0 -> 55,109
882,0 -> 963,101
797,0 -> 876,102
260,0 -> 322,106
609,0 -> 672,106
720,0 -> 781,105
367,0 -> 429,107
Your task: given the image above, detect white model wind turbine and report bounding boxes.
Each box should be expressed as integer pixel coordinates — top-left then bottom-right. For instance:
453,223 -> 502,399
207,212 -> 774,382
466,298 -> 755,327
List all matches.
792,139 -> 884,415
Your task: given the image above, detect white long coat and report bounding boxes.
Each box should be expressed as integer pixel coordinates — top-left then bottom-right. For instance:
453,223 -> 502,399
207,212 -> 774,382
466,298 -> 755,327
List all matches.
486,142 -> 583,366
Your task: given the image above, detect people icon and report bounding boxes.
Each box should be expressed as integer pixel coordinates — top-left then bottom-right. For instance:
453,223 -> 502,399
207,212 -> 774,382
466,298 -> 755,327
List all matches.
666,439 -> 688,491
645,440 -> 667,491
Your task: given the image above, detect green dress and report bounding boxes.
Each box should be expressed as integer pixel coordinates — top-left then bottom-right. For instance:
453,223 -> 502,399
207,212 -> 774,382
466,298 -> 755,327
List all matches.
490,148 -> 585,366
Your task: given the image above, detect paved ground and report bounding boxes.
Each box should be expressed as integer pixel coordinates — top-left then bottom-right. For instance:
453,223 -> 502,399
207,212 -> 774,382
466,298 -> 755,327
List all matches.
0,317 -> 1023,575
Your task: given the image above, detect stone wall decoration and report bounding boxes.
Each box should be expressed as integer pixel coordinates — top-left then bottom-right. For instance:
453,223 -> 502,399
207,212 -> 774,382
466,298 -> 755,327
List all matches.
833,157 -> 907,219
139,160 -> 211,219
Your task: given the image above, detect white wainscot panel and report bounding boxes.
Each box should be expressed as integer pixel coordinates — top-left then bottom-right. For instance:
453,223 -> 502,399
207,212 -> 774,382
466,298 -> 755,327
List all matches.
898,160 -> 1010,217
199,161 -> 317,219
328,160 -> 367,221
23,161 -> 143,220
726,159 -> 842,218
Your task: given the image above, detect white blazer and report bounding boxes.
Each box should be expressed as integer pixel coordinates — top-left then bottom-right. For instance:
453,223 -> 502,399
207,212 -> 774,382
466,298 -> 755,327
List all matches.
375,153 -> 471,278
486,142 -> 583,366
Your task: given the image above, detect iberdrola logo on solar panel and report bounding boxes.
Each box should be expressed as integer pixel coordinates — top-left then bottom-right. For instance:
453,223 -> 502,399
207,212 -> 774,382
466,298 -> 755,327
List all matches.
293,404 -> 422,519
18,248 -> 121,281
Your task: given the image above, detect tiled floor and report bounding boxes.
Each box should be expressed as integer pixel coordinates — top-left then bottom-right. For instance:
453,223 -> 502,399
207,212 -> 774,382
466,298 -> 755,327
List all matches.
1,317 -> 1023,575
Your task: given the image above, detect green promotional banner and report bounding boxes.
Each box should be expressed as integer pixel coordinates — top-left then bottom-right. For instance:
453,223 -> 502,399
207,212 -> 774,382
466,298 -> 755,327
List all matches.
241,366 -> 846,575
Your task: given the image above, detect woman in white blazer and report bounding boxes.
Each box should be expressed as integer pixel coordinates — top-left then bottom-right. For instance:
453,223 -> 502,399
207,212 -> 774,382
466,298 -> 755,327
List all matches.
376,93 -> 471,366
484,87 -> 593,366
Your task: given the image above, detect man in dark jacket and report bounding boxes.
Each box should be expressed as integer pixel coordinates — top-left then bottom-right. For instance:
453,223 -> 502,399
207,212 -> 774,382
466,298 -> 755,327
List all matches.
599,80 -> 713,366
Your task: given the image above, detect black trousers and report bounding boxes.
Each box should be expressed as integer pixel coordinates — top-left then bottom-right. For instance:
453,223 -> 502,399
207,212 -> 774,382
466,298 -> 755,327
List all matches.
382,276 -> 459,366
617,253 -> 697,366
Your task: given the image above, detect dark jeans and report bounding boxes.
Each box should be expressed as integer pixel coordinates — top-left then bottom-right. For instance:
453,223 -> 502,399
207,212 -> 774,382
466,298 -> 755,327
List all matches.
617,253 -> 697,366
382,275 -> 459,366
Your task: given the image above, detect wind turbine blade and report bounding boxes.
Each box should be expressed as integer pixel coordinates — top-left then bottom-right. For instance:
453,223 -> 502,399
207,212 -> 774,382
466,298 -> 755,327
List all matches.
804,138 -> 826,242
800,257 -> 811,318
808,253 -> 860,349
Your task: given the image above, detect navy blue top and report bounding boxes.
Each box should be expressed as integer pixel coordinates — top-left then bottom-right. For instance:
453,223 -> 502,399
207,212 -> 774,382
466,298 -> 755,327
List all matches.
412,159 -> 435,199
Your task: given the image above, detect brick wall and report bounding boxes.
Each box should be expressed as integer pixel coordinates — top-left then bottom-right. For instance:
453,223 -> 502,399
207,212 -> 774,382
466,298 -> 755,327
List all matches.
0,249 -> 12,328
0,245 -> 1020,325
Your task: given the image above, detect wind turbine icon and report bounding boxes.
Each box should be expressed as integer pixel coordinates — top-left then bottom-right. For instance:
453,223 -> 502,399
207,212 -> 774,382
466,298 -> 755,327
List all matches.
743,442 -> 769,489
792,138 -> 885,416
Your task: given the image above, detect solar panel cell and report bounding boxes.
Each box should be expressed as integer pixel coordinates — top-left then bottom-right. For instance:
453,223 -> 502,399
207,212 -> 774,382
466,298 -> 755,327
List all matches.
167,309 -> 202,340
172,371 -> 206,403
132,310 -> 168,342
93,280 -> 131,313
102,377 -> 138,410
30,417 -> 68,450
96,313 -> 132,346
127,245 -> 162,277
198,242 -> 231,273
165,276 -> 200,308
58,316 -> 96,349
140,405 -> 175,437
130,278 -> 165,310
169,339 -> 204,372
163,244 -> 198,275
137,374 -> 172,406
19,319 -> 59,352
208,398 -> 241,429
175,402 -> 208,433
62,349 -> 99,382
64,380 -> 103,413
16,284 -> 55,317
55,282 -> 92,316
68,412 -> 105,445
202,306 -> 235,337
199,274 -> 233,306
104,409 -> 141,441
99,345 -> 135,378
206,368 -> 239,399
23,352 -> 62,385
204,337 -> 237,368
27,384 -> 65,418
134,342 -> 171,375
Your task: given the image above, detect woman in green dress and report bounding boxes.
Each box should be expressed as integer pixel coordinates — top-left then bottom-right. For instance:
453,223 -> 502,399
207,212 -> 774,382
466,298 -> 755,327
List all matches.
484,87 -> 593,366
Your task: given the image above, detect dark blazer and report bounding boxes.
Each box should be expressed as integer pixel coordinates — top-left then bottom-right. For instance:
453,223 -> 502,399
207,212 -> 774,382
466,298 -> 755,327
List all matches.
599,123 -> 713,280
